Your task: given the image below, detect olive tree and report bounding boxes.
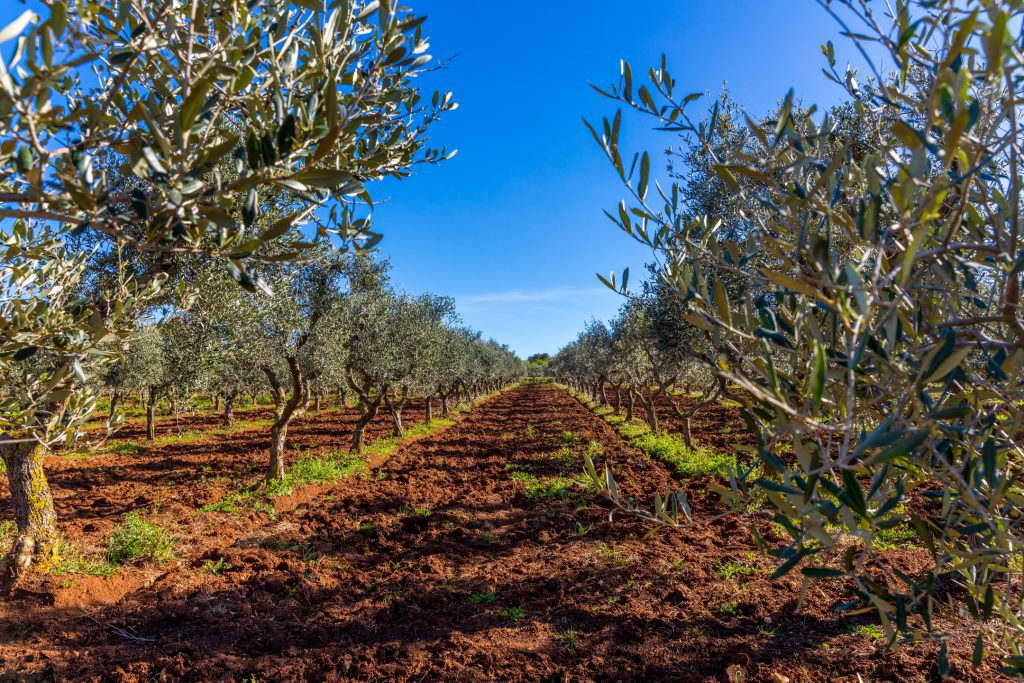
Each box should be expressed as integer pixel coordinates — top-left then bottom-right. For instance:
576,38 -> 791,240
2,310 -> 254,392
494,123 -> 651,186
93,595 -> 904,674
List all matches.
345,289 -> 449,448
589,0 -> 1024,668
0,0 -> 453,574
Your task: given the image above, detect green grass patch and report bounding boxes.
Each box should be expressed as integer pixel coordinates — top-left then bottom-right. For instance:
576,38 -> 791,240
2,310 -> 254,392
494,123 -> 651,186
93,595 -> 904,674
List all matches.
199,489 -> 277,517
594,542 -> 634,566
469,589 -> 498,604
498,606 -> 525,622
52,541 -> 118,577
106,512 -> 174,565
565,386 -> 737,479
714,555 -> 760,581
201,557 -> 233,575
610,416 -> 736,479
508,470 -> 575,500
557,430 -> 580,446
850,623 -> 886,639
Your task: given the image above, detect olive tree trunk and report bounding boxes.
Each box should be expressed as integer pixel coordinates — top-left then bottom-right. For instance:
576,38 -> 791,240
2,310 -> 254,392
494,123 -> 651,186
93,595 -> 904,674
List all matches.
108,391 -> 123,427
384,387 -> 409,437
145,387 -> 158,441
222,393 -> 235,426
262,357 -> 308,483
1,441 -> 57,577
351,397 -> 383,452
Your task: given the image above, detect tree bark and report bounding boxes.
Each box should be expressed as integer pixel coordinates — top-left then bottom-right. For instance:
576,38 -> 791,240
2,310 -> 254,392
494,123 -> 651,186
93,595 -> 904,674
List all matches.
351,398 -> 381,452
262,357 -> 307,483
644,395 -> 659,433
267,423 -> 287,482
384,388 -> 409,438
440,393 -> 450,416
223,393 -> 235,426
626,387 -> 636,422
146,388 -> 157,441
425,396 -> 433,424
108,392 -> 122,427
1,441 -> 57,577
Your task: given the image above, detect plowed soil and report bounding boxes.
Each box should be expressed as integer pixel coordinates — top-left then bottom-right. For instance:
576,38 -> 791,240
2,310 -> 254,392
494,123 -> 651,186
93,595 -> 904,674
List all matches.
0,385 -> 1008,682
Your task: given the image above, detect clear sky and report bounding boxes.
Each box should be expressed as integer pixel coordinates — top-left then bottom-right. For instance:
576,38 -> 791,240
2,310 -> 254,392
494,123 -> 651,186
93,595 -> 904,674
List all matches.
366,1 -> 853,357
0,1 -> 859,357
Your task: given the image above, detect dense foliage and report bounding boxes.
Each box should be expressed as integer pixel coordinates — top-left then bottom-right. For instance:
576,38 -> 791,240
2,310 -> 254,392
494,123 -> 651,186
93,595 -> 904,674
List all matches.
0,0 -> 457,575
579,0 -> 1024,670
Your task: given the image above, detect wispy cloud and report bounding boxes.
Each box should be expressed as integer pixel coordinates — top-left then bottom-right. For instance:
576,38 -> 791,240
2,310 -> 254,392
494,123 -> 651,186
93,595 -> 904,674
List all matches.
457,286 -> 607,306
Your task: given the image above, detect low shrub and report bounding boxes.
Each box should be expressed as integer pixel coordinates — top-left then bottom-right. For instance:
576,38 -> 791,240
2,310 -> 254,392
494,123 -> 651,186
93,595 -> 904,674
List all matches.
107,512 -> 174,565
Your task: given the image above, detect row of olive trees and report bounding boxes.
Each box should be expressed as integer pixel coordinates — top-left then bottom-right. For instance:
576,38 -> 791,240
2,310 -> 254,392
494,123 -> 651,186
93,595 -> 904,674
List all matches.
97,252 -> 523,481
551,281 -> 718,446
585,0 -> 1024,671
0,0 -> 455,577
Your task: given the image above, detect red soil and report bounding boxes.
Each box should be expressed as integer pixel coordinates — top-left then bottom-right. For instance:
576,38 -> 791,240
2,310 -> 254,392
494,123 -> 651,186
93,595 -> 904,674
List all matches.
0,386 -> 1008,682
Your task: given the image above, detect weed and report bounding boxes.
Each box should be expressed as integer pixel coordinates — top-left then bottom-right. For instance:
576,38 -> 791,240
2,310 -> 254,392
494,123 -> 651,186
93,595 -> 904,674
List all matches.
714,558 -> 758,581
498,606 -> 525,622
720,600 -> 739,615
872,521 -> 917,550
200,489 -> 275,518
109,442 -> 146,455
574,521 -> 591,536
594,542 -> 633,566
479,532 -> 500,544
52,541 -> 118,577
558,430 -> 580,446
850,623 -> 886,640
634,431 -> 736,478
508,470 -> 574,500
359,521 -> 378,534
524,425 -> 535,437
398,505 -> 433,517
107,512 -> 174,565
555,630 -> 578,650
671,559 -> 687,573
0,520 -> 14,546
469,589 -> 498,604
201,557 -> 233,575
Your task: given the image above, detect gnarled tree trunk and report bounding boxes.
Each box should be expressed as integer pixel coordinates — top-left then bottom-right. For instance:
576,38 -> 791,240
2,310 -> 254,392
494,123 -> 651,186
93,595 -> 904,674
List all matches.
222,393 -> 235,426
384,387 -> 409,438
108,392 -> 123,428
262,357 -> 308,483
1,441 -> 57,577
267,423 -> 287,481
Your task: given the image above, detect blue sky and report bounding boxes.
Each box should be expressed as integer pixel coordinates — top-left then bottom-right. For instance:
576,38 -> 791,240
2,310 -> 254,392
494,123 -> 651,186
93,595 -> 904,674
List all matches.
0,1 -> 859,357
367,1 -> 853,356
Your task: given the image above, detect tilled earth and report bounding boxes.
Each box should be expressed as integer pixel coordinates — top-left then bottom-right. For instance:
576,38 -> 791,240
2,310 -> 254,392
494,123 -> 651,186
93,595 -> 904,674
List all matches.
0,385 -> 1009,682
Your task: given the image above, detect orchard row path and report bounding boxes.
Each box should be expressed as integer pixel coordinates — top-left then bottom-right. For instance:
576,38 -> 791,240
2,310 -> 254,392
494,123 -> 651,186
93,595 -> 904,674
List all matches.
4,385 -> 999,682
